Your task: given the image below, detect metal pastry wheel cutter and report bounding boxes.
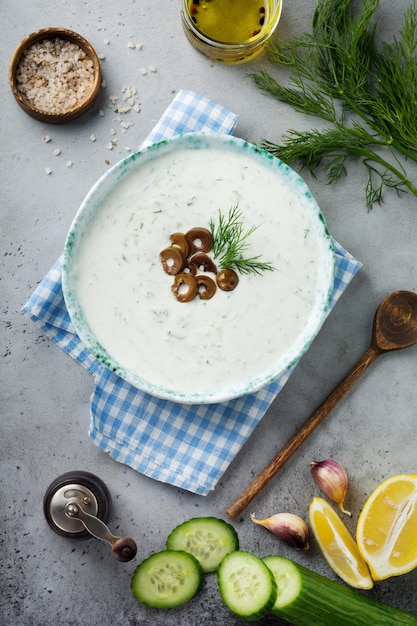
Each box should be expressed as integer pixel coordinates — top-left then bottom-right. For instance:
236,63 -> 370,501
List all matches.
43,471 -> 137,562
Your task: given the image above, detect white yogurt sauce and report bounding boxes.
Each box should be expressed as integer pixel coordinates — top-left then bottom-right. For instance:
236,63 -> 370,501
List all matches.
73,146 -> 331,399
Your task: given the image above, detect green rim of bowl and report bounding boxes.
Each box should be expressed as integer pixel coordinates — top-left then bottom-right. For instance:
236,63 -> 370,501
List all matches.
62,132 -> 335,404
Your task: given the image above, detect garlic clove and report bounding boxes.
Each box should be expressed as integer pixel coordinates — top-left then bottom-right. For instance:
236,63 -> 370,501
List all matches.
310,459 -> 351,516
250,512 -> 309,550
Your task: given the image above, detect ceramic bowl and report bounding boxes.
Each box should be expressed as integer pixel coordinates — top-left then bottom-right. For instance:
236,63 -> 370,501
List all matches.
9,27 -> 101,124
62,133 -> 334,404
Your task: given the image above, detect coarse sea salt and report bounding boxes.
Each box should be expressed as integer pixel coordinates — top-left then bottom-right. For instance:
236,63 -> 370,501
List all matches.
16,37 -> 95,114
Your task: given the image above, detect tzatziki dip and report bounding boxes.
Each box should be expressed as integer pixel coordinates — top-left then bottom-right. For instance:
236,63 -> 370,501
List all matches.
64,134 -> 334,403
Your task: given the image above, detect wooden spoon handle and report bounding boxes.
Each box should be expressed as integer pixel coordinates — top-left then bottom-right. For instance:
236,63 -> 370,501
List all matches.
226,345 -> 380,519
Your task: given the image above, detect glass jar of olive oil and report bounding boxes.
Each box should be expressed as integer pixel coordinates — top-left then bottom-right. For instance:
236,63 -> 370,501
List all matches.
180,0 -> 283,63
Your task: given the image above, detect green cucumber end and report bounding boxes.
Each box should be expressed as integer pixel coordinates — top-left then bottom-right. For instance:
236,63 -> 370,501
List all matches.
263,555 -> 302,610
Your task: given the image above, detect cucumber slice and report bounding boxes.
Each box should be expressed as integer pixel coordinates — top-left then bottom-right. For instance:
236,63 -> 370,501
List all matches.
166,516 -> 239,573
217,550 -> 277,620
131,550 -> 203,609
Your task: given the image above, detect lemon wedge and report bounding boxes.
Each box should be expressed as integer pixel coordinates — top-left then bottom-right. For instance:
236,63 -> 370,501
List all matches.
309,497 -> 374,589
356,474 -> 417,581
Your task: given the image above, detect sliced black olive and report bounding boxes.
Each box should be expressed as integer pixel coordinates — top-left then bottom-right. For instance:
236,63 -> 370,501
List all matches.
171,273 -> 198,302
190,252 -> 217,274
216,268 -> 239,291
185,227 -> 212,253
183,261 -> 198,276
160,246 -> 185,275
196,275 -> 217,300
170,232 -> 191,259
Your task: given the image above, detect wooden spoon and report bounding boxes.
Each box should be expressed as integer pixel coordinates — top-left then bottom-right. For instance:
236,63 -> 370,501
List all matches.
226,290 -> 417,519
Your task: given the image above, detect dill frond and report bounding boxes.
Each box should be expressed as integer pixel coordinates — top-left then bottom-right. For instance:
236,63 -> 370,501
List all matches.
209,204 -> 275,275
250,0 -> 417,208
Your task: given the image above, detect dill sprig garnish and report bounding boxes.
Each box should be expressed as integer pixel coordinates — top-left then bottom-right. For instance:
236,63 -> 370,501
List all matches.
250,0 -> 417,209
209,204 -> 275,275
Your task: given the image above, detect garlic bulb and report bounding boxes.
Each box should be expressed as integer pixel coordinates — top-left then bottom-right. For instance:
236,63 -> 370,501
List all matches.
310,459 -> 351,515
250,512 -> 309,550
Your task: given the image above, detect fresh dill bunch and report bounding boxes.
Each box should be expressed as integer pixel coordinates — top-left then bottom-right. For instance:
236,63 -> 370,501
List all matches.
209,204 -> 275,275
250,0 -> 417,209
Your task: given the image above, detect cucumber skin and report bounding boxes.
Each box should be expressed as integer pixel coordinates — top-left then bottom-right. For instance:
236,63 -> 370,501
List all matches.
263,556 -> 417,626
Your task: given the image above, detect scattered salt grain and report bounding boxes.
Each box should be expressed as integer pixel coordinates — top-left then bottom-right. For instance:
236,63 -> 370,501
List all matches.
135,43 -> 143,50
139,67 -> 148,75
127,41 -> 136,49
42,135 -> 51,143
114,105 -> 131,114
66,160 -> 73,167
52,148 -> 61,156
122,85 -> 136,99
124,86 -> 134,96
45,167 -> 52,175
148,65 -> 157,73
16,37 -> 95,114
90,133 -> 97,142
98,109 -> 105,117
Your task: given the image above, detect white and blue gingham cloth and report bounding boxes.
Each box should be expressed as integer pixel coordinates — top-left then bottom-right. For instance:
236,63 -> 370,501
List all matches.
23,90 -> 362,495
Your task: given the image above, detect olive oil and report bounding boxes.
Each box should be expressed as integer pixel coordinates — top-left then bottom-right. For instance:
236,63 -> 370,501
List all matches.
189,0 -> 269,43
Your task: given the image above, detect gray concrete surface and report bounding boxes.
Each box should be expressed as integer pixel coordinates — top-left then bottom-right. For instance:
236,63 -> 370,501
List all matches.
1,1 -> 416,625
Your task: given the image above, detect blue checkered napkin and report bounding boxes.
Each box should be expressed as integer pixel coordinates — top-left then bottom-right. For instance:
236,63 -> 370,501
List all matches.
140,90 -> 239,148
23,90 -> 362,495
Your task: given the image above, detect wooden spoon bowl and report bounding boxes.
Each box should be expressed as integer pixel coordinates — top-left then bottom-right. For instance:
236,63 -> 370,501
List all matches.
373,290 -> 417,351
